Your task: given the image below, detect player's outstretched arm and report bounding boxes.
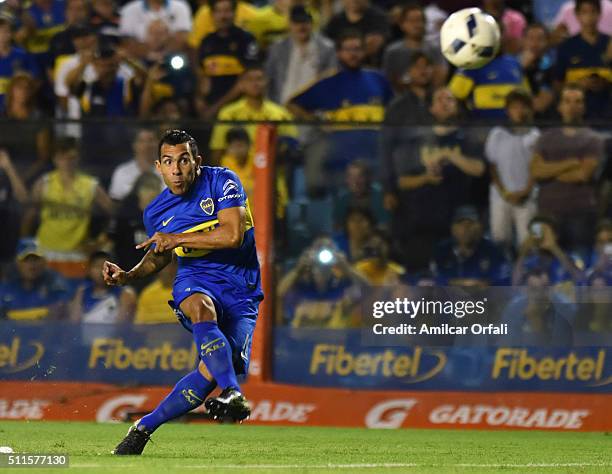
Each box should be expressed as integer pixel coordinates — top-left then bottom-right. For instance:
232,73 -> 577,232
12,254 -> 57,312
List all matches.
103,250 -> 172,286
137,207 -> 246,254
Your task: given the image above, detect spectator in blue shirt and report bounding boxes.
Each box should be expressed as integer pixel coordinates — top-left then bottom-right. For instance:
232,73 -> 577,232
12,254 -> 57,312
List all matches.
0,17 -> 40,113
513,215 -> 584,289
0,240 -> 71,320
288,30 -> 393,194
431,206 -> 511,287
554,0 -> 612,119
499,269 -> 575,346
277,237 -> 368,327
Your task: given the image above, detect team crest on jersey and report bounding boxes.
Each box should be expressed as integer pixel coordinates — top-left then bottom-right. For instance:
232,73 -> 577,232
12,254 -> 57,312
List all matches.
200,198 -> 214,215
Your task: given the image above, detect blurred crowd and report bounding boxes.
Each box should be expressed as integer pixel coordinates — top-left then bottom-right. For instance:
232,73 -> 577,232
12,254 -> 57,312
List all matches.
0,0 -> 610,341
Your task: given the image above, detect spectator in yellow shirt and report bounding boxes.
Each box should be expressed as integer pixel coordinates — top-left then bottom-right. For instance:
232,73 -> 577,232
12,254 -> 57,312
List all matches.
354,230 -> 405,285
219,127 -> 254,199
134,258 -> 177,324
209,63 -> 298,163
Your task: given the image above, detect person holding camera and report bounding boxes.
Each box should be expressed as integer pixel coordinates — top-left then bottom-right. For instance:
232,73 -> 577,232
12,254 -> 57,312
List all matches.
277,237 -> 368,328
512,215 -> 584,290
354,230 -> 405,285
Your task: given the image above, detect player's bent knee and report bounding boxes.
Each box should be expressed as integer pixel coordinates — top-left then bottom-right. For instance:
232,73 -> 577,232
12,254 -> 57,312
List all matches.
198,360 -> 214,381
180,293 -> 217,323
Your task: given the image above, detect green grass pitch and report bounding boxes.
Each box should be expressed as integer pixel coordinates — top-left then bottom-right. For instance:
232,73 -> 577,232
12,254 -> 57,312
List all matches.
0,421 -> 610,473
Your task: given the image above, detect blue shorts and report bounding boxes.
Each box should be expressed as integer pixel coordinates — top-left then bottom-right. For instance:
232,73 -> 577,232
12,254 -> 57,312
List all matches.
171,275 -> 261,378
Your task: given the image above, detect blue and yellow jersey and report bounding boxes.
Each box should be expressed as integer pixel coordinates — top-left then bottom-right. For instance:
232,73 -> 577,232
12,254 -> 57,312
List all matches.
0,47 -> 40,111
289,68 -> 393,127
555,33 -> 612,83
143,166 -> 261,295
449,55 -> 529,120
22,0 -> 66,54
198,25 -> 259,104
0,271 -> 70,320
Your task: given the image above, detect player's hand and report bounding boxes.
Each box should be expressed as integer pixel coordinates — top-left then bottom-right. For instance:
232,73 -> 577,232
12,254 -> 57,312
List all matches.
103,261 -> 129,286
136,232 -> 179,253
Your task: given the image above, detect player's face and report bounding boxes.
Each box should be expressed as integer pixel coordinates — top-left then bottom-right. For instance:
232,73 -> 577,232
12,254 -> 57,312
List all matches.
157,142 -> 202,195
337,38 -> 365,69
576,3 -> 600,31
212,0 -> 235,30
558,89 -> 585,123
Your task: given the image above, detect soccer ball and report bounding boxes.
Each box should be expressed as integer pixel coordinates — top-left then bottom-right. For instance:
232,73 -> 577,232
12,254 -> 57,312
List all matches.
440,8 -> 501,69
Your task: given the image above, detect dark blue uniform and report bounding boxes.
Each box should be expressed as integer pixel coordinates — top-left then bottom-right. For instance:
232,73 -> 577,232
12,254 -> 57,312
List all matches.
143,166 -> 262,376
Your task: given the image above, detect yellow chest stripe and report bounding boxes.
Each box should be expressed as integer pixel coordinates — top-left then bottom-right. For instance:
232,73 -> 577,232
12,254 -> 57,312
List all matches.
174,219 -> 219,258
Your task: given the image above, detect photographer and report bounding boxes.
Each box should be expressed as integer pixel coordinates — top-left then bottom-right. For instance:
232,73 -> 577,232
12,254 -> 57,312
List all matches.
513,215 -> 584,289
354,230 -> 405,285
277,238 -> 368,328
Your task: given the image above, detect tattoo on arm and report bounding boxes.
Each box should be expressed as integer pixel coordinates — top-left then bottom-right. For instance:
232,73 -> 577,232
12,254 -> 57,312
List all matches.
127,249 -> 172,281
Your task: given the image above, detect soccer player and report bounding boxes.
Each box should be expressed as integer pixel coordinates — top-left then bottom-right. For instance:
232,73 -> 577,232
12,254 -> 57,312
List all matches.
104,129 -> 263,455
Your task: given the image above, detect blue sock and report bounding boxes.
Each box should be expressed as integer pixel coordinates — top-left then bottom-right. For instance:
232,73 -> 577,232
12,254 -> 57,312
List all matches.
138,370 -> 216,433
192,321 -> 239,391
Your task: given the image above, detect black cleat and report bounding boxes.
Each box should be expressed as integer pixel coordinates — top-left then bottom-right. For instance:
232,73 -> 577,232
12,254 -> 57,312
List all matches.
112,424 -> 152,455
205,388 -> 251,422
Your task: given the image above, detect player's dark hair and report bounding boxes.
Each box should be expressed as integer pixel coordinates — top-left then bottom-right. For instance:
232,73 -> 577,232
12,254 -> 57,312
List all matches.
0,17 -> 10,29
335,29 -> 364,50
400,2 -> 424,21
505,88 -> 533,109
53,136 -> 79,155
226,127 -> 250,145
158,129 -> 199,160
575,0 -> 601,13
210,0 -> 237,11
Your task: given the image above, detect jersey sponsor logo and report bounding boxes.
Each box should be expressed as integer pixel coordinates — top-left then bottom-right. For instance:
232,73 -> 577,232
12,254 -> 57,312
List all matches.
200,198 -> 214,215
365,399 -> 418,428
222,179 -> 239,195
162,216 -> 175,226
218,193 -> 243,203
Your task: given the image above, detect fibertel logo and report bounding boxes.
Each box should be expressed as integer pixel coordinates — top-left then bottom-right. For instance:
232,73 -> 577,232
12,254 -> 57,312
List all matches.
309,345 -> 446,383
0,337 -> 45,373
492,348 -> 611,386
